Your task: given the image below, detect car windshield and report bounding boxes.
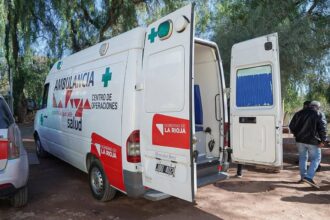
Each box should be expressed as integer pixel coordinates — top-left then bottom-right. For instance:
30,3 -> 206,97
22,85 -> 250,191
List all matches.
0,98 -> 14,129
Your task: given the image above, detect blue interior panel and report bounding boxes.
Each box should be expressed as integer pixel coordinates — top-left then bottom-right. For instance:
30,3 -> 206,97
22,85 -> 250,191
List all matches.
194,85 -> 204,131
236,73 -> 273,107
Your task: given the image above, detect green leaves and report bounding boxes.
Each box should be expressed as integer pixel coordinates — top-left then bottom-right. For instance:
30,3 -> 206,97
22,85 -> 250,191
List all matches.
212,0 -> 330,117
0,0 -> 328,120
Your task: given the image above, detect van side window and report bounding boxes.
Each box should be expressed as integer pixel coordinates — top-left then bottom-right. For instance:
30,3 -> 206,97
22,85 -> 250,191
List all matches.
236,65 -> 273,107
0,97 -> 14,129
41,83 -> 50,109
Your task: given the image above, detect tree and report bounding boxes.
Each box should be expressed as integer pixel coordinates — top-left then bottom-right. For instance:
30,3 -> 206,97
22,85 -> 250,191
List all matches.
4,0 -> 42,121
1,0 -> 197,121
0,0 -> 151,121
39,0 -> 152,55
142,0 -> 214,38
305,70 -> 330,118
212,0 -> 330,118
7,0 -> 327,123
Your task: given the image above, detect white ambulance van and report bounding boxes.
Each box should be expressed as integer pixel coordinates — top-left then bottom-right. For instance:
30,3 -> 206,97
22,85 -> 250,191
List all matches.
34,4 -> 282,202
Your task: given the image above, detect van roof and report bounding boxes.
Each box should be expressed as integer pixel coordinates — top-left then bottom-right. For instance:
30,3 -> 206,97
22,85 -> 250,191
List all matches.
49,27 -> 146,74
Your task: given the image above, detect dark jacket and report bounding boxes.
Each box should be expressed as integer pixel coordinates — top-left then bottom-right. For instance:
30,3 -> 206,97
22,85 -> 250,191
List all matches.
289,107 -> 328,145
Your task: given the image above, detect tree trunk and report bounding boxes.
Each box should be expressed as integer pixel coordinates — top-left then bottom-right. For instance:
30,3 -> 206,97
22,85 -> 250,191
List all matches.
5,0 -> 27,122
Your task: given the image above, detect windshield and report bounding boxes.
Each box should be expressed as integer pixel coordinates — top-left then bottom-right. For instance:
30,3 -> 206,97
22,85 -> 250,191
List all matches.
0,98 -> 14,129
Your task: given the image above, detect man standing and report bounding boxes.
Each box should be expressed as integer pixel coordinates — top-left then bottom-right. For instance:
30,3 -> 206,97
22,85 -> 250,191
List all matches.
302,100 -> 311,109
289,101 -> 328,188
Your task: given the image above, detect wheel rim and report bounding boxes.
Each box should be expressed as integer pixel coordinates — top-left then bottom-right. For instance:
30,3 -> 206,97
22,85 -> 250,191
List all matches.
90,166 -> 104,196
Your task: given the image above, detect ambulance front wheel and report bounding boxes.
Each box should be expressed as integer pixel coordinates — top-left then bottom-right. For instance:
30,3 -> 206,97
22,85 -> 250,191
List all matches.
89,160 -> 116,201
34,134 -> 48,158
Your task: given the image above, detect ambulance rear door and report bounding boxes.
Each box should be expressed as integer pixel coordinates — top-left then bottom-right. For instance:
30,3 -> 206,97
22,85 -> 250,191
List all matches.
139,4 -> 196,202
230,33 -> 282,168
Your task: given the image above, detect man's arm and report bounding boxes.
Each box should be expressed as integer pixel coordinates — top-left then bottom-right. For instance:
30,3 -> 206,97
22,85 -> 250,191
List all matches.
289,113 -> 299,135
317,112 -> 328,144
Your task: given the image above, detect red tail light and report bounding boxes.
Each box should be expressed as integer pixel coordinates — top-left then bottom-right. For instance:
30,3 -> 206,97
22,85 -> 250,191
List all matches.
7,126 -> 20,159
8,140 -> 20,159
126,130 -> 141,163
224,122 -> 229,147
0,140 -> 8,160
0,132 -> 19,160
0,183 -> 13,190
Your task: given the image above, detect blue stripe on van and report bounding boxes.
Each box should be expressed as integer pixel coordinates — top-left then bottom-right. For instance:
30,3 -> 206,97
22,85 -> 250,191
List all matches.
236,73 -> 273,107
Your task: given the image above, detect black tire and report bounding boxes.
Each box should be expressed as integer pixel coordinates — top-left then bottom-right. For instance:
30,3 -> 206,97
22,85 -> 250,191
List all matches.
35,135 -> 48,158
89,160 -> 116,202
10,186 -> 28,208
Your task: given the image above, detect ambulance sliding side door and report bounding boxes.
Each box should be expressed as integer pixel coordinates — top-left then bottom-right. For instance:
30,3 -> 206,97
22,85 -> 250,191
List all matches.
230,33 -> 282,168
139,4 -> 196,202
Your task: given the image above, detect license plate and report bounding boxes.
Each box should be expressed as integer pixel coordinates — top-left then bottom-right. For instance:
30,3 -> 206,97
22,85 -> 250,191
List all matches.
155,163 -> 176,177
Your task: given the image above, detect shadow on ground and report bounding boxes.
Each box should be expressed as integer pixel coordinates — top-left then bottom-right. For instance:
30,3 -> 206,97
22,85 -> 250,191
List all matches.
214,179 -> 330,194
281,193 -> 330,204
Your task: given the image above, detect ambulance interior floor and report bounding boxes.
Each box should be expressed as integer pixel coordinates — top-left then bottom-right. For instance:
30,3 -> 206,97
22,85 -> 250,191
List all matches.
1,123 -> 329,220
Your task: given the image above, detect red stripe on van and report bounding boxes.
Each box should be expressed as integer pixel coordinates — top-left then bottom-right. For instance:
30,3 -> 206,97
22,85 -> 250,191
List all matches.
0,140 -> 8,160
152,114 -> 190,149
91,133 -> 126,192
52,94 -> 57,108
65,89 -> 73,107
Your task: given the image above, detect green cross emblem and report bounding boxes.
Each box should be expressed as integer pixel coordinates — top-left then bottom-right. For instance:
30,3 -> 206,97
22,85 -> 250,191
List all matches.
148,27 -> 158,43
102,67 -> 112,87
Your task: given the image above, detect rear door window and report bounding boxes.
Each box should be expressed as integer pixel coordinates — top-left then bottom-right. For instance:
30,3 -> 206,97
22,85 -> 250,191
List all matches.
236,65 -> 273,107
0,98 -> 14,129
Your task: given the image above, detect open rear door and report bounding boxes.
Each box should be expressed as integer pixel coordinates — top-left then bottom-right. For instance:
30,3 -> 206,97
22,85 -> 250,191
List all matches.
140,4 -> 195,202
230,33 -> 282,167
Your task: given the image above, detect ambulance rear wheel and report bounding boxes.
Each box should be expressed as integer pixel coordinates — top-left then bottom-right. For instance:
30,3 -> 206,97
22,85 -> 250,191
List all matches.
89,160 -> 116,201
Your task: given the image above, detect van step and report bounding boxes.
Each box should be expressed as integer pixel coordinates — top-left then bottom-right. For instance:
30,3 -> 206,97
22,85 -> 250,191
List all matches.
197,172 -> 229,188
144,190 -> 171,201
197,160 -> 219,178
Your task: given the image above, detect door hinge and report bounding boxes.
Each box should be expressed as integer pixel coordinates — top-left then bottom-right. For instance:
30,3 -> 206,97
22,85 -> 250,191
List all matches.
224,88 -> 230,97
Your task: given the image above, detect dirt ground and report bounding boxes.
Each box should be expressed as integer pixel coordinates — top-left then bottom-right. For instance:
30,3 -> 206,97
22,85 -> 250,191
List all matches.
0,123 -> 329,220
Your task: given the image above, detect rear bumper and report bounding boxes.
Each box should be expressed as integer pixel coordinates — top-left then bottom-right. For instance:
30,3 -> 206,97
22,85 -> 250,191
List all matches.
0,183 -> 17,197
123,170 -> 145,198
197,172 -> 229,187
0,153 -> 29,190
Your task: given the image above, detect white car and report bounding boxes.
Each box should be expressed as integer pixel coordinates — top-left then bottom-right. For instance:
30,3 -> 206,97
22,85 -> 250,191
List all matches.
0,96 -> 29,207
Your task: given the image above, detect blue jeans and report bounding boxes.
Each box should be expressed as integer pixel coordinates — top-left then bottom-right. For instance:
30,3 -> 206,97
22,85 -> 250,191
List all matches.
297,142 -> 321,180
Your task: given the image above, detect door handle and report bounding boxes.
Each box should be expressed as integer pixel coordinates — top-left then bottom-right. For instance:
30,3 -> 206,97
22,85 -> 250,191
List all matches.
239,117 -> 256,123
215,94 -> 220,121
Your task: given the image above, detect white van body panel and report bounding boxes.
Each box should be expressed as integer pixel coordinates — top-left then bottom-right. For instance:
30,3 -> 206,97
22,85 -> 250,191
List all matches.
48,27 -> 146,74
35,27 -> 146,193
230,33 -> 282,167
